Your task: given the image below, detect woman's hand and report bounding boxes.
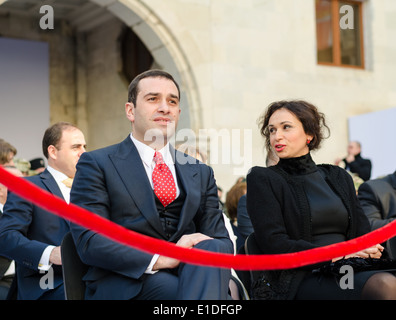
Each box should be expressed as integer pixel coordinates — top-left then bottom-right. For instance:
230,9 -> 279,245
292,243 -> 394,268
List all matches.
332,244 -> 384,262
356,244 -> 384,259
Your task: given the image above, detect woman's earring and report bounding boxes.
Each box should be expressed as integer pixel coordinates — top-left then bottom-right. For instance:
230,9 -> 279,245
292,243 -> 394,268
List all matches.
306,139 -> 311,146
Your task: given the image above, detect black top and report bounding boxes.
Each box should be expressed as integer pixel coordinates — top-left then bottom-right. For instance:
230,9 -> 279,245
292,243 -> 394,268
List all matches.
277,156 -> 349,247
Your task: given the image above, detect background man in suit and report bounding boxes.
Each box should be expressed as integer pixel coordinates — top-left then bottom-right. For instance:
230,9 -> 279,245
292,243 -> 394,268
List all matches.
358,171 -> 396,258
0,122 -> 86,299
0,164 -> 22,299
335,141 -> 372,181
70,69 -> 233,300
0,139 -> 21,299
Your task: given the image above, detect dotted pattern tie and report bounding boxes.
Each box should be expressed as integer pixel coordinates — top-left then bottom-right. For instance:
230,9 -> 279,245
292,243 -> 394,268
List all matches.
152,151 -> 176,207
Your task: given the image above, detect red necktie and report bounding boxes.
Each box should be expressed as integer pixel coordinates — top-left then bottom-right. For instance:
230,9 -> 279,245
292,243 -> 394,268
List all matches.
152,151 -> 176,207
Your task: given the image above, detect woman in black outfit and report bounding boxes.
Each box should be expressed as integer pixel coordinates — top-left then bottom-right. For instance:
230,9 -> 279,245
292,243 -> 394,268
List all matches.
247,100 -> 396,300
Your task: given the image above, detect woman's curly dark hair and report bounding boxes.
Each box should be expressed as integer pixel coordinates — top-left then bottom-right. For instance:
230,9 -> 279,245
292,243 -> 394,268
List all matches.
258,100 -> 330,153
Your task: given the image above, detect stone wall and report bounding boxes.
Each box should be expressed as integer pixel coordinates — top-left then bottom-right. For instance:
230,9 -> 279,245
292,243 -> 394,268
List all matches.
1,0 -> 395,193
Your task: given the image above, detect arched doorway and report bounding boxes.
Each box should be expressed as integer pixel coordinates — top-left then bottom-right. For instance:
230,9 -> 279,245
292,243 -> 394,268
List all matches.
0,0 -> 200,152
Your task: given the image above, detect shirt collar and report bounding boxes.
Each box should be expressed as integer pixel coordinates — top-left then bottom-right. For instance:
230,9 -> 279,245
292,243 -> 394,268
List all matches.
129,133 -> 174,168
46,165 -> 69,183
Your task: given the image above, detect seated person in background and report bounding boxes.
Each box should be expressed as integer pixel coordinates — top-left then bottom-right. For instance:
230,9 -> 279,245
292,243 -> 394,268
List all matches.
0,139 -> 17,167
0,165 -> 23,300
29,158 -> 46,175
358,170 -> 396,258
335,141 -> 372,181
14,158 -> 31,177
236,194 -> 250,243
0,139 -> 21,299
225,181 -> 246,252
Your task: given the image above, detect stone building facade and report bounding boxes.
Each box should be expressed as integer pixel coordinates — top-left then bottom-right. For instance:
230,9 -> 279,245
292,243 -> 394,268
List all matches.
0,0 -> 395,192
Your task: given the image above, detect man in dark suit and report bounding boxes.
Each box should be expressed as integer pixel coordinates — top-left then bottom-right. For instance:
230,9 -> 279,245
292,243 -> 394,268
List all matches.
0,165 -> 23,299
358,171 -> 396,258
0,122 -> 86,299
335,141 -> 372,181
70,69 -> 233,300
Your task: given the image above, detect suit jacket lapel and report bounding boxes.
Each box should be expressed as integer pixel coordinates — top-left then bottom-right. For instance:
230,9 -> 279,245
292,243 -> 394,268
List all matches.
109,137 -> 165,237
40,169 -> 65,201
171,148 -> 201,240
40,169 -> 70,230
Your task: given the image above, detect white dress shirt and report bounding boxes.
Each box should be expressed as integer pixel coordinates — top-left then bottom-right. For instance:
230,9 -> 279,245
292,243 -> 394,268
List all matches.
47,166 -> 72,204
130,134 -> 179,273
38,166 -> 71,271
130,133 -> 179,197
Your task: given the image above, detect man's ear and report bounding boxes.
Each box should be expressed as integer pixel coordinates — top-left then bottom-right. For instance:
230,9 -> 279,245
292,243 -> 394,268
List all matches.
125,102 -> 135,123
47,145 -> 57,160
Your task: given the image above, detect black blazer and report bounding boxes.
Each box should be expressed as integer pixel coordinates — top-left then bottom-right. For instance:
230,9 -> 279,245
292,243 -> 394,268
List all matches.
0,170 -> 69,299
358,172 -> 396,257
358,172 -> 396,230
246,160 -> 370,299
69,136 -> 232,300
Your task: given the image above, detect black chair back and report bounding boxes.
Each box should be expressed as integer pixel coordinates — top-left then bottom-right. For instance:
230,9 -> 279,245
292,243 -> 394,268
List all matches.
244,233 -> 263,287
61,232 -> 88,300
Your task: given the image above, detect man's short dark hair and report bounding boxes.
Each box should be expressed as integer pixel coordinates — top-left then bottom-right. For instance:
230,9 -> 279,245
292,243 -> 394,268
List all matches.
42,122 -> 79,159
127,69 -> 180,106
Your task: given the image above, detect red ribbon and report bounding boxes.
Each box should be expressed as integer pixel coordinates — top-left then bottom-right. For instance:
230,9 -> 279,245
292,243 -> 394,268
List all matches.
1,165 -> 395,270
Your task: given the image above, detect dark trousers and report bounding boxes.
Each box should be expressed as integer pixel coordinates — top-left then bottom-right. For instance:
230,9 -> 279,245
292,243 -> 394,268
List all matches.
38,283 -> 65,300
135,239 -> 231,300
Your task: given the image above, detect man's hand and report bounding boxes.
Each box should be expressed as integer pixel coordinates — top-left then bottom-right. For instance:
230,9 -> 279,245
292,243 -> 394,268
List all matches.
176,233 -> 213,248
152,233 -> 213,271
49,246 -> 62,265
345,154 -> 355,163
